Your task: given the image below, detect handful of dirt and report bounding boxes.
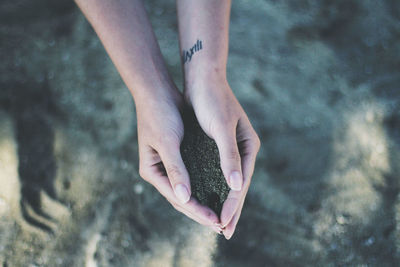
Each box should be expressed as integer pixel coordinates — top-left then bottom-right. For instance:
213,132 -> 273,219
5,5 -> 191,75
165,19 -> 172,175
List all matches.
180,108 -> 230,216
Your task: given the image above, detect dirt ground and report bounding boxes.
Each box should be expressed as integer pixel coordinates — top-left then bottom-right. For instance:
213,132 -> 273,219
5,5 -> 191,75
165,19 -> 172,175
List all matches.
1,0 -> 400,266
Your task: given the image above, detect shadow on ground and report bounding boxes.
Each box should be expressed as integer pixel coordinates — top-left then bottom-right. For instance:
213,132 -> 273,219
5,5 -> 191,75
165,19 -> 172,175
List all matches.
1,0 -> 400,266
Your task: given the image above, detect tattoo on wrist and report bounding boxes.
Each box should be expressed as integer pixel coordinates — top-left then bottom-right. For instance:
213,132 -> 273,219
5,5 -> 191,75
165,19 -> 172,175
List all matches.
182,39 -> 203,64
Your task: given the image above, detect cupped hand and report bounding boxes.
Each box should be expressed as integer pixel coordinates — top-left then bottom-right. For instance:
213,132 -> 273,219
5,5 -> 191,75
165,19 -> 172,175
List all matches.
136,86 -> 222,233
185,76 -> 260,239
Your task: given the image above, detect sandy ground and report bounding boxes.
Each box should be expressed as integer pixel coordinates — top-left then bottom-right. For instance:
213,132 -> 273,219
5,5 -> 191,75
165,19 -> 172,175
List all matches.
1,0 -> 400,266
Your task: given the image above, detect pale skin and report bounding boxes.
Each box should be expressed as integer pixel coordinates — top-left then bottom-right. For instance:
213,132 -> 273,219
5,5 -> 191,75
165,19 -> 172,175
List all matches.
75,0 -> 260,239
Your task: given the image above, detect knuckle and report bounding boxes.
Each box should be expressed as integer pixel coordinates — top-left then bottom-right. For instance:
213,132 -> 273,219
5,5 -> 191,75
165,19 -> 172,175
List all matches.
138,165 -> 148,180
211,117 -> 235,136
157,132 -> 181,147
227,150 -> 241,163
166,164 -> 182,181
217,118 -> 235,131
219,116 -> 232,127
253,135 -> 261,151
155,138 -> 180,155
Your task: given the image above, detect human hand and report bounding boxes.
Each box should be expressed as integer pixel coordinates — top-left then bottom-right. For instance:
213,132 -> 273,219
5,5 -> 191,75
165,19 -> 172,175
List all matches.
185,76 -> 260,239
135,85 -> 223,233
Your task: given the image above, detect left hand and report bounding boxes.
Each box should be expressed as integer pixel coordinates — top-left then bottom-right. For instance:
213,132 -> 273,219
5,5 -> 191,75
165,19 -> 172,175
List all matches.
135,85 -> 222,234
185,75 -> 260,239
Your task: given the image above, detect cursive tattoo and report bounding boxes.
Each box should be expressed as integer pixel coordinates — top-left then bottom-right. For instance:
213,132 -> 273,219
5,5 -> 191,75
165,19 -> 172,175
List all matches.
182,39 -> 203,64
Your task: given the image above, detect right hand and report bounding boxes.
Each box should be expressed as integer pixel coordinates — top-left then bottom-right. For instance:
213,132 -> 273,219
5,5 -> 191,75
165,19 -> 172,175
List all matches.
135,86 -> 222,233
184,76 -> 260,239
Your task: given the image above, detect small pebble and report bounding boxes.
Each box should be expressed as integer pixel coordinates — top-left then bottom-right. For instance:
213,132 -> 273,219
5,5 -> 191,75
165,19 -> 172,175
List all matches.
336,215 -> 347,225
134,183 -> 144,195
363,236 -> 375,246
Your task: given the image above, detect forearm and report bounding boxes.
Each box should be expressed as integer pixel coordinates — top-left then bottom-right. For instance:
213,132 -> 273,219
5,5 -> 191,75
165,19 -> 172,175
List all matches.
176,0 -> 231,89
75,0 -> 176,105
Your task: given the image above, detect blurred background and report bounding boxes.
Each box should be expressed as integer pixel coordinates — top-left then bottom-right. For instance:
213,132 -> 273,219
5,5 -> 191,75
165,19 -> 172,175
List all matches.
1,0 -> 400,266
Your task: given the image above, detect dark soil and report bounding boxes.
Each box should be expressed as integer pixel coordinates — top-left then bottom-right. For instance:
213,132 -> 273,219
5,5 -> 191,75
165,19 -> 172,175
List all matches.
181,107 -> 230,216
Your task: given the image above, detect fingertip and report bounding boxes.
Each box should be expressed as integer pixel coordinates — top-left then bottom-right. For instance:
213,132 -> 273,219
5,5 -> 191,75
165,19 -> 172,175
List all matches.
174,183 -> 190,204
224,231 -> 233,240
220,199 -> 237,227
223,220 -> 237,240
211,225 -> 223,235
229,171 -> 242,191
213,132 -> 242,190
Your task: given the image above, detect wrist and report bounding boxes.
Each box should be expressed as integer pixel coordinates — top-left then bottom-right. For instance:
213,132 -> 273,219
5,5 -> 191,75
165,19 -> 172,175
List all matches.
184,65 -> 228,98
131,79 -> 182,112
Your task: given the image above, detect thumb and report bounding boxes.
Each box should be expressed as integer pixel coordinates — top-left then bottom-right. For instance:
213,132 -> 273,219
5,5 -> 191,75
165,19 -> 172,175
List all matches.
213,126 -> 243,191
158,143 -> 192,204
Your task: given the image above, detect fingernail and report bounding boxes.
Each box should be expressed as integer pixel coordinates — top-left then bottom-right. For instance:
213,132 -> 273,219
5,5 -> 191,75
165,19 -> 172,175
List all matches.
229,171 -> 242,191
216,222 -> 227,230
214,222 -> 223,228
175,184 -> 190,204
211,226 -> 223,235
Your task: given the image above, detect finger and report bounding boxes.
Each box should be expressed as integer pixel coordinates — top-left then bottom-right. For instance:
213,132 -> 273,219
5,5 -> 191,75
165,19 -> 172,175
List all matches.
211,225 -> 224,235
158,142 -> 192,204
173,201 -> 222,233
175,197 -> 220,226
220,180 -> 249,228
220,132 -> 259,227
213,122 -> 243,191
176,205 -> 222,235
143,164 -> 220,225
223,196 -> 245,240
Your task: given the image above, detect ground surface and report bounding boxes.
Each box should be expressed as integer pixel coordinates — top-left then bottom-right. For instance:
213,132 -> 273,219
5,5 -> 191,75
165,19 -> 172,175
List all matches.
1,0 -> 400,266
